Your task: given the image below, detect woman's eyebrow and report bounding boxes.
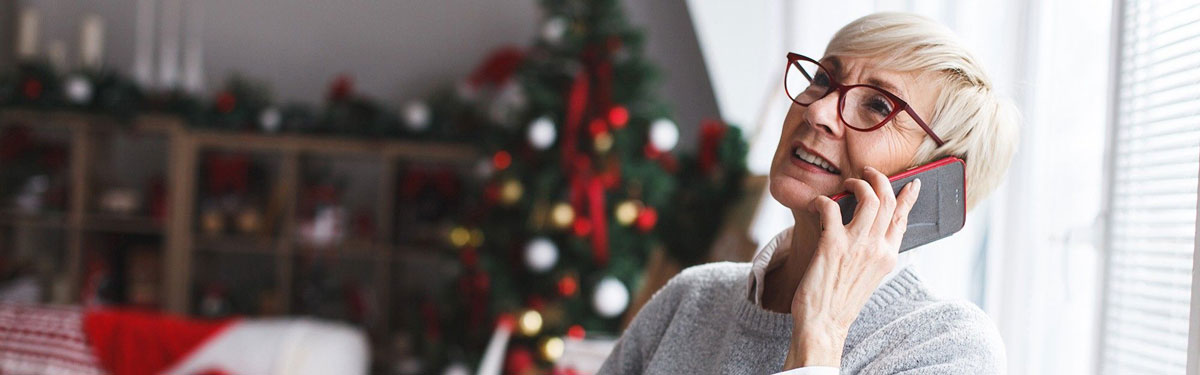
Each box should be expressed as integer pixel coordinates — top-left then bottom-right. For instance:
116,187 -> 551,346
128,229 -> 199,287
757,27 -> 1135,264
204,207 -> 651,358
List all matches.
867,77 -> 903,96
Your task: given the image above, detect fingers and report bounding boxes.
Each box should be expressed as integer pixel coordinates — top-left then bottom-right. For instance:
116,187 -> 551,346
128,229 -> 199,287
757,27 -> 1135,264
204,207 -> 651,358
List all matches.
843,176 -> 878,236
808,195 -> 843,235
862,167 -> 897,239
885,178 -> 922,245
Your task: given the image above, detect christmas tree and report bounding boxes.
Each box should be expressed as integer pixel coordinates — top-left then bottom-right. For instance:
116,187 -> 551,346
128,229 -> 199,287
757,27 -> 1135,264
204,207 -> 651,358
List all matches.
415,0 -> 748,373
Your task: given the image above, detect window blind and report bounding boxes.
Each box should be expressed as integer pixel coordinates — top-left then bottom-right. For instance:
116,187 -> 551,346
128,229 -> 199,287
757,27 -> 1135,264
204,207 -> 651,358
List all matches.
1101,0 -> 1200,374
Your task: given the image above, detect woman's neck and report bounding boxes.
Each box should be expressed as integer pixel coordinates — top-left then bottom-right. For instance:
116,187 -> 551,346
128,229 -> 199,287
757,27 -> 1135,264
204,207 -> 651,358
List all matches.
761,210 -> 823,314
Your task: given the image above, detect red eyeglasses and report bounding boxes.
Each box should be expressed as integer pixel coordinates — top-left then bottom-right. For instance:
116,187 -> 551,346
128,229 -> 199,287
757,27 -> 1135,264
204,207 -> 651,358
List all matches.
784,52 -> 945,147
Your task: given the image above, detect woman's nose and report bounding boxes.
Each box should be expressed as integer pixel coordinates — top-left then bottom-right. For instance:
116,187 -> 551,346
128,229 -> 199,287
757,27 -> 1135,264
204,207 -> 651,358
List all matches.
803,90 -> 843,138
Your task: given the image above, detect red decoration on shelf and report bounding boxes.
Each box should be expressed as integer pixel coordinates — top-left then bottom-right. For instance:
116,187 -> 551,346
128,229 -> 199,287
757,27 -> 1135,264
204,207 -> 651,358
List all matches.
204,153 -> 250,194
557,275 -> 578,297
327,75 -> 354,102
22,79 -> 42,100
567,325 -> 586,340
493,150 -> 512,171
467,47 -> 526,87
215,91 -> 236,113
608,106 -> 629,129
635,207 -> 658,232
0,126 -> 33,162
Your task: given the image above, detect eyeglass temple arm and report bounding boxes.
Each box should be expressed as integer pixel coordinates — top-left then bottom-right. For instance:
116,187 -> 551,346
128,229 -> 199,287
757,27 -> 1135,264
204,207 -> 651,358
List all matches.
905,106 -> 946,147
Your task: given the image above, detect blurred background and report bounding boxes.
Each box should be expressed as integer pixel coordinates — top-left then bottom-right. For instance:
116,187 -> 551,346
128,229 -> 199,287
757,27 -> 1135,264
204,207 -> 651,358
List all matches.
0,0 -> 1195,374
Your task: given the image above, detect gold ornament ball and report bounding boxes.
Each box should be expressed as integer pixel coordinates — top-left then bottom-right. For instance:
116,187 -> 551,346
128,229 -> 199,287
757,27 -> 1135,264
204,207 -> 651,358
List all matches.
500,178 -> 524,205
518,309 -> 543,337
593,131 -> 614,153
449,226 -> 472,248
236,208 -> 263,234
614,200 -> 640,226
541,336 -> 566,362
550,202 -> 575,229
200,210 -> 225,235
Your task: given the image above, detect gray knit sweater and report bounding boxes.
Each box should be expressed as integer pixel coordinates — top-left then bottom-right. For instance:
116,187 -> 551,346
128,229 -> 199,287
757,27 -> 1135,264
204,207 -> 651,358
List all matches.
598,262 -> 1005,374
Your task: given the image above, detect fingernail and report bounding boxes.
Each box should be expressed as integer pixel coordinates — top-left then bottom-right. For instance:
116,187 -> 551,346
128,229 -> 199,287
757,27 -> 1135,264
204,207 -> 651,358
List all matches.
914,178 -> 922,193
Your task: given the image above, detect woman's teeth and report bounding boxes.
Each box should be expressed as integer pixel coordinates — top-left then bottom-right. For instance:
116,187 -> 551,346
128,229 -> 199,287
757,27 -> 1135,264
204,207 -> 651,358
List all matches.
794,148 -> 840,174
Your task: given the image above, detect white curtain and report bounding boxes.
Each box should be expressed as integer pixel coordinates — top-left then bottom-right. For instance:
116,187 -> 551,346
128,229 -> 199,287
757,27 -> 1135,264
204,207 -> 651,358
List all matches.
687,0 -> 1113,373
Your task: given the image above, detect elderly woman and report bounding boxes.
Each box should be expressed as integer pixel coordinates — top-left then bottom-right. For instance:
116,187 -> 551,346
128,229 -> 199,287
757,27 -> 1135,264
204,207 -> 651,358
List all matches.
599,12 -> 1018,375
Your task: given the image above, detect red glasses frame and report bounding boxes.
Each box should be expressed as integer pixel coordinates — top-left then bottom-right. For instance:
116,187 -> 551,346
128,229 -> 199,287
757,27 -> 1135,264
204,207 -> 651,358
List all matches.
784,52 -> 946,147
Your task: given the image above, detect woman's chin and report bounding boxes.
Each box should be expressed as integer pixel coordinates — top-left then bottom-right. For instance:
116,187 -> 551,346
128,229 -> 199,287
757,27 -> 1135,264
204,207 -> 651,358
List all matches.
768,176 -> 822,212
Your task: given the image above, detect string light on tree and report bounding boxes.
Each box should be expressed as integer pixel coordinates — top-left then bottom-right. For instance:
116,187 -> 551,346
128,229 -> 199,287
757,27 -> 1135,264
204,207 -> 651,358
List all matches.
550,202 -> 575,229
518,309 -> 543,336
523,237 -> 558,273
614,200 -> 640,226
540,337 -> 565,362
592,276 -> 629,318
527,116 -> 557,150
499,178 -> 523,206
593,131 -> 614,154
448,226 -> 472,248
649,118 -> 680,152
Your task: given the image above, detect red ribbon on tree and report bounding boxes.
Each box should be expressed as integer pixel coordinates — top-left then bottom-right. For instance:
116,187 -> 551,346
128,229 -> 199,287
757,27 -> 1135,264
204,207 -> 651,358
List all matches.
559,46 -> 621,265
699,120 -> 728,173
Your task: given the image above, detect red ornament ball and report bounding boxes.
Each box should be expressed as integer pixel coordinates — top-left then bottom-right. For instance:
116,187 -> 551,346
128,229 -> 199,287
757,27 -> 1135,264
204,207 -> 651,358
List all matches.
558,275 -> 579,297
567,324 -> 586,340
504,347 -> 536,374
493,150 -> 512,170
608,106 -> 629,129
215,92 -> 237,113
588,118 -> 608,137
635,207 -> 658,232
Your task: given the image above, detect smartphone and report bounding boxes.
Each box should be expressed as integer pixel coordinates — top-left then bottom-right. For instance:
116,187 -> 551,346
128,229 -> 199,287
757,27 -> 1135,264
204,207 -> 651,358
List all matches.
829,156 -> 966,253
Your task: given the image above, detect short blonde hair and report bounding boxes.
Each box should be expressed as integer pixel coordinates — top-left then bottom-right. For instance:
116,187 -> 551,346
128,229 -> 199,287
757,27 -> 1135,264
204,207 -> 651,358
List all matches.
826,12 -> 1020,211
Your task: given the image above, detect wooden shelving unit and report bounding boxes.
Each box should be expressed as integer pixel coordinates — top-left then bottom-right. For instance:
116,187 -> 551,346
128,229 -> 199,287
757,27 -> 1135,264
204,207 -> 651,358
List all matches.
0,108 -> 475,355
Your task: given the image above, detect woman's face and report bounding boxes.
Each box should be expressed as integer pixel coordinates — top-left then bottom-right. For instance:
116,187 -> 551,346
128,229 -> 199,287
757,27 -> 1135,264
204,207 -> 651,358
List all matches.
769,55 -> 940,210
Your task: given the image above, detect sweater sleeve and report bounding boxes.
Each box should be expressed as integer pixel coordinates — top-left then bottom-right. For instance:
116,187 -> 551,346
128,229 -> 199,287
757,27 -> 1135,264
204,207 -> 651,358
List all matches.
596,272 -> 688,375
857,301 -> 1006,375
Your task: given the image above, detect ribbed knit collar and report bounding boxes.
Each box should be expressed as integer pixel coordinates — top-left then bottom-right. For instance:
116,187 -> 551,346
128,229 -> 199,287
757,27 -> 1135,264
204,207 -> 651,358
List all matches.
735,267 -> 923,337
737,226 -> 925,336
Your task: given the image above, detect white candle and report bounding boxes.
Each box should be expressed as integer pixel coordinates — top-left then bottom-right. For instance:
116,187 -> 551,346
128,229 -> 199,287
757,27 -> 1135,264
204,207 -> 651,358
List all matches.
182,0 -> 205,93
16,7 -> 40,59
134,0 -> 157,86
158,0 -> 183,89
80,15 -> 105,69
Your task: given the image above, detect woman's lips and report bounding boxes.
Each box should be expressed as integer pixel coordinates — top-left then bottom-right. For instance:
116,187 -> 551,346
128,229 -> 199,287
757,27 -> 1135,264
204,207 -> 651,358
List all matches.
790,150 -> 838,175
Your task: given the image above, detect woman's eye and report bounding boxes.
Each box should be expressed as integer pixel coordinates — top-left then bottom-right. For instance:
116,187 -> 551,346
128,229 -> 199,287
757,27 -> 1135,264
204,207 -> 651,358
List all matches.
813,72 -> 831,87
866,98 -> 893,115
